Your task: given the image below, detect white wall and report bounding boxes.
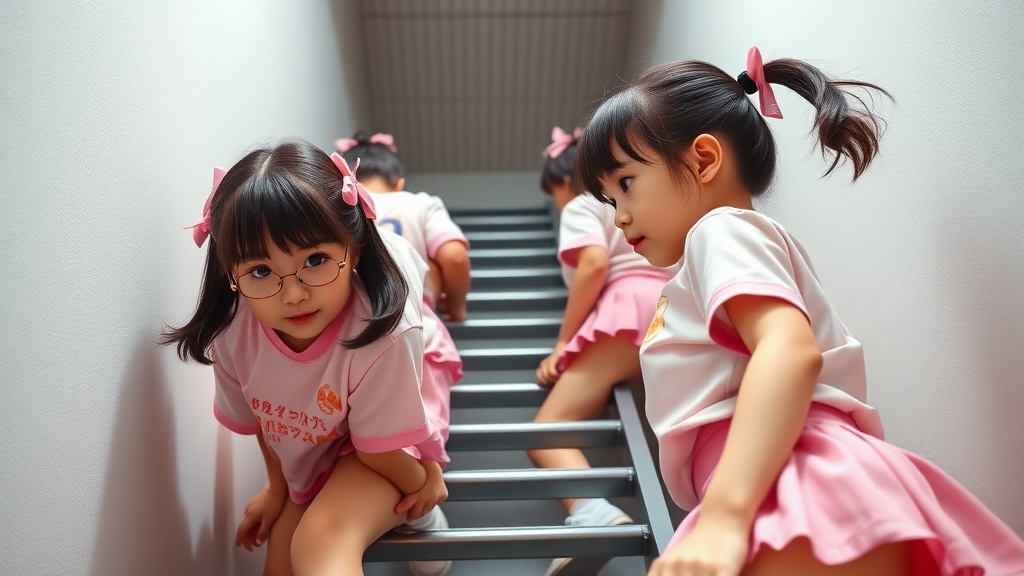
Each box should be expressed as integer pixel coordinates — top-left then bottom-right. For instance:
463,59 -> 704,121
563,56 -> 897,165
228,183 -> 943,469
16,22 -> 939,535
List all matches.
0,1 -> 369,574
405,170 -> 548,209
628,0 -> 1024,533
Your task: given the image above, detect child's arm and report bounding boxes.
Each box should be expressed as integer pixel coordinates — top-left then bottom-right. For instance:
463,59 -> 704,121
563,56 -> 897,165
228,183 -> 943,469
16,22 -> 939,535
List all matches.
236,433 -> 289,551
434,240 -> 470,321
357,450 -> 448,519
536,245 -> 609,385
651,295 -> 821,574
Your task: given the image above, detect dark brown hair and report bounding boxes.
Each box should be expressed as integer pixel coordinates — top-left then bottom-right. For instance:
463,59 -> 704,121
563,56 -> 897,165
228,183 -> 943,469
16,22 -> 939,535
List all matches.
576,58 -> 891,200
340,131 -> 405,188
541,140 -> 579,195
162,138 -> 409,365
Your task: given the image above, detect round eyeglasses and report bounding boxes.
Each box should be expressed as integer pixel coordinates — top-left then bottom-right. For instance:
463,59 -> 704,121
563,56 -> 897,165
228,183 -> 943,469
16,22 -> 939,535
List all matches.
229,247 -> 348,300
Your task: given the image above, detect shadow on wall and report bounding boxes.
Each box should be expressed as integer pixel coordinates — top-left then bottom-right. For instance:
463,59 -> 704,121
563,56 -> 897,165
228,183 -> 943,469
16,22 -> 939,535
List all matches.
88,338 -> 238,576
944,214 -> 1024,535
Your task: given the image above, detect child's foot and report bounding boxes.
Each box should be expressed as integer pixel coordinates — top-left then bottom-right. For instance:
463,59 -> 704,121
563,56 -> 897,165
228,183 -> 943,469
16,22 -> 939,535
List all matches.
544,499 -> 633,576
399,506 -> 452,576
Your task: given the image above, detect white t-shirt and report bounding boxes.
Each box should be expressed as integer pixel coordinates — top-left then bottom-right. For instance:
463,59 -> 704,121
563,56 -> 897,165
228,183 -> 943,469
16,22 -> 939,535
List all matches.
641,207 -> 884,511
370,191 -> 469,263
558,194 -> 679,287
211,230 -> 445,504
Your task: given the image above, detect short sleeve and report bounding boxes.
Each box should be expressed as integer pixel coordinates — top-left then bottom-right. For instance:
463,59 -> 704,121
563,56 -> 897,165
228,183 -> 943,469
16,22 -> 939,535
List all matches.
685,210 -> 809,355
347,328 -> 431,453
421,194 -> 469,259
211,347 -> 259,435
558,197 -> 608,267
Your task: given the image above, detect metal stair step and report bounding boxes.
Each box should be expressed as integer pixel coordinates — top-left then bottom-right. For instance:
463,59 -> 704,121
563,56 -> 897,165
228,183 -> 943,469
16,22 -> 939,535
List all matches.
466,289 -> 568,312
447,420 -> 622,451
465,229 -> 556,249
450,382 -> 549,409
366,524 -> 649,562
470,266 -> 564,289
447,315 -> 562,340
444,467 -> 635,501
453,215 -> 553,233
459,346 -> 550,371
449,207 -> 550,218
470,247 -> 559,268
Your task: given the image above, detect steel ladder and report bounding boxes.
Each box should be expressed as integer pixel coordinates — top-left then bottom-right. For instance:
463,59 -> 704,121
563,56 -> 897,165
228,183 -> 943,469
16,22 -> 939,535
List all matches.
365,206 -> 674,575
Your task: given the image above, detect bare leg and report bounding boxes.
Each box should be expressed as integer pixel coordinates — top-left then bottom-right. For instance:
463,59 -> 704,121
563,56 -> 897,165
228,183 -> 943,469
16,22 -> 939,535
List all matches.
290,453 -> 405,576
744,537 -> 915,576
527,334 -> 641,512
262,499 -> 309,576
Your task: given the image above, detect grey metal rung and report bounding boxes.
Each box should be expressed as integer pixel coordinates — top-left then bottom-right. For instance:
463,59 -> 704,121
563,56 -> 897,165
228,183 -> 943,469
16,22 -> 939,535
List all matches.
447,316 -> 562,340
366,524 -> 649,562
470,247 -> 559,268
447,420 -> 622,451
470,266 -> 563,288
444,467 -> 635,501
467,289 -> 568,312
454,214 -> 552,227
464,230 -> 557,249
459,346 -> 550,371
450,383 -> 549,408
449,207 -> 550,218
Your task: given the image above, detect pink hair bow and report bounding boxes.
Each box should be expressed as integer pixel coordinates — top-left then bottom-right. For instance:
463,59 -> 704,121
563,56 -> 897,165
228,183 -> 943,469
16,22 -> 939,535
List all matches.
746,46 -> 783,119
542,126 -> 582,159
334,133 -> 398,153
330,152 -> 377,219
185,167 -> 227,247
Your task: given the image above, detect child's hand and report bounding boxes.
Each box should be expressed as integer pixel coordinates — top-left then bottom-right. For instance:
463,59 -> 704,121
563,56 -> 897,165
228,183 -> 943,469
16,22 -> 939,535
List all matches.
396,461 -> 448,521
235,487 -> 288,552
647,513 -> 748,576
536,342 -> 566,386
437,292 -> 467,322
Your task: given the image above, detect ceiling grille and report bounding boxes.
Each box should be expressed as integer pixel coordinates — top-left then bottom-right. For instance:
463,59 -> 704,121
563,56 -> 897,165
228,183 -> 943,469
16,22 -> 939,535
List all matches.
358,0 -> 633,172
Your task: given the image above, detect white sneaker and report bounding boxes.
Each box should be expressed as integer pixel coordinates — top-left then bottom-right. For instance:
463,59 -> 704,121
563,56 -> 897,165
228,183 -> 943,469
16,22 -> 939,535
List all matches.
399,506 -> 452,576
544,499 -> 633,576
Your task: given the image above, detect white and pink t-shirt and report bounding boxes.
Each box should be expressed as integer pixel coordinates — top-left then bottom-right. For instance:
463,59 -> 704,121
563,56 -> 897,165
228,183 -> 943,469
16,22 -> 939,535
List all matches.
558,194 -> 678,287
370,191 -> 469,266
641,207 -> 884,511
211,232 -> 445,504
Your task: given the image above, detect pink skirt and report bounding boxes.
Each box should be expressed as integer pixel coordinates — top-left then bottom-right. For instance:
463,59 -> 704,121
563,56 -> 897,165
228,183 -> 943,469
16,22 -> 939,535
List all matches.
667,404 -> 1024,575
556,275 -> 667,372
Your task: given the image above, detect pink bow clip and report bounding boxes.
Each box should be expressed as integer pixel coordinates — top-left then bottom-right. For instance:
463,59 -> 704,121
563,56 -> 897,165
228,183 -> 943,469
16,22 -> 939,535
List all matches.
543,126 -> 582,159
330,153 -> 377,219
185,167 -> 227,247
746,46 -> 783,119
334,133 -> 398,153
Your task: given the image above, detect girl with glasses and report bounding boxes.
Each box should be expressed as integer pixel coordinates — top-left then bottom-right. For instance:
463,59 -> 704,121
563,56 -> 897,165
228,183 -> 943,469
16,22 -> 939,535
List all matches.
162,138 -> 451,576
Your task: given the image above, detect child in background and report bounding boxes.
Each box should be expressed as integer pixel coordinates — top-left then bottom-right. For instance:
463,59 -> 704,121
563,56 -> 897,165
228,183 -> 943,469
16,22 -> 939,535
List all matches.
163,139 -> 451,576
577,47 -> 1024,575
337,132 -> 471,322
337,131 -> 467,450
533,126 -> 680,576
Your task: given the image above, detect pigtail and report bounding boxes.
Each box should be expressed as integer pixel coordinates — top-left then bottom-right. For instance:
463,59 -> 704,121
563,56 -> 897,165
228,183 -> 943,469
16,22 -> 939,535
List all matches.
160,240 -> 238,365
345,217 -> 409,349
763,60 -> 891,180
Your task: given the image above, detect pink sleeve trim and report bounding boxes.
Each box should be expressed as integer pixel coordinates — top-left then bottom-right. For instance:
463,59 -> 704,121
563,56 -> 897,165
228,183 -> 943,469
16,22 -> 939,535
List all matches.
704,282 -> 809,356
426,232 -> 469,260
214,403 -> 259,435
558,234 -> 604,267
350,422 -> 431,453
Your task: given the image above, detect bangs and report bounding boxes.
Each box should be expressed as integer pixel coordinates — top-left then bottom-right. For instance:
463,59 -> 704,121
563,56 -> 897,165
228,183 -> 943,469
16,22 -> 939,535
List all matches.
576,88 -> 656,202
217,170 -> 347,267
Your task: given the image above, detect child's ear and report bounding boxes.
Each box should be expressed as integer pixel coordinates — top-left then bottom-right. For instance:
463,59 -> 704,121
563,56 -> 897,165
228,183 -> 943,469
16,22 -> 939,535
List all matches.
393,177 -> 406,192
690,134 -> 723,184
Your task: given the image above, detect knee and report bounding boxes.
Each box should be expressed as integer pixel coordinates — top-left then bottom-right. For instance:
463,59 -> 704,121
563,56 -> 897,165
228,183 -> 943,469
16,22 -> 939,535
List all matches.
290,508 -> 363,559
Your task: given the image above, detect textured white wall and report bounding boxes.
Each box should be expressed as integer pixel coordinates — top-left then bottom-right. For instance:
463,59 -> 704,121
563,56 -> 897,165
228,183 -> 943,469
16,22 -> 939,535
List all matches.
0,1 -> 369,574
627,0 -> 1024,533
405,170 -> 548,209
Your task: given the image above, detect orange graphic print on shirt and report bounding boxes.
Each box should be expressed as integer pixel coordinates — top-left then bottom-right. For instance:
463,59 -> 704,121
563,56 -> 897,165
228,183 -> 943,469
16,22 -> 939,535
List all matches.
317,384 -> 342,415
644,296 -> 669,344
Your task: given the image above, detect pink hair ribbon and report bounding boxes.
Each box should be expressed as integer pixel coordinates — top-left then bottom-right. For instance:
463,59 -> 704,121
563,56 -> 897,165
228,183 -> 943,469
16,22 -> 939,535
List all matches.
334,133 -> 398,153
745,46 -> 782,119
185,167 -> 227,247
542,126 -> 582,159
330,152 -> 377,219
